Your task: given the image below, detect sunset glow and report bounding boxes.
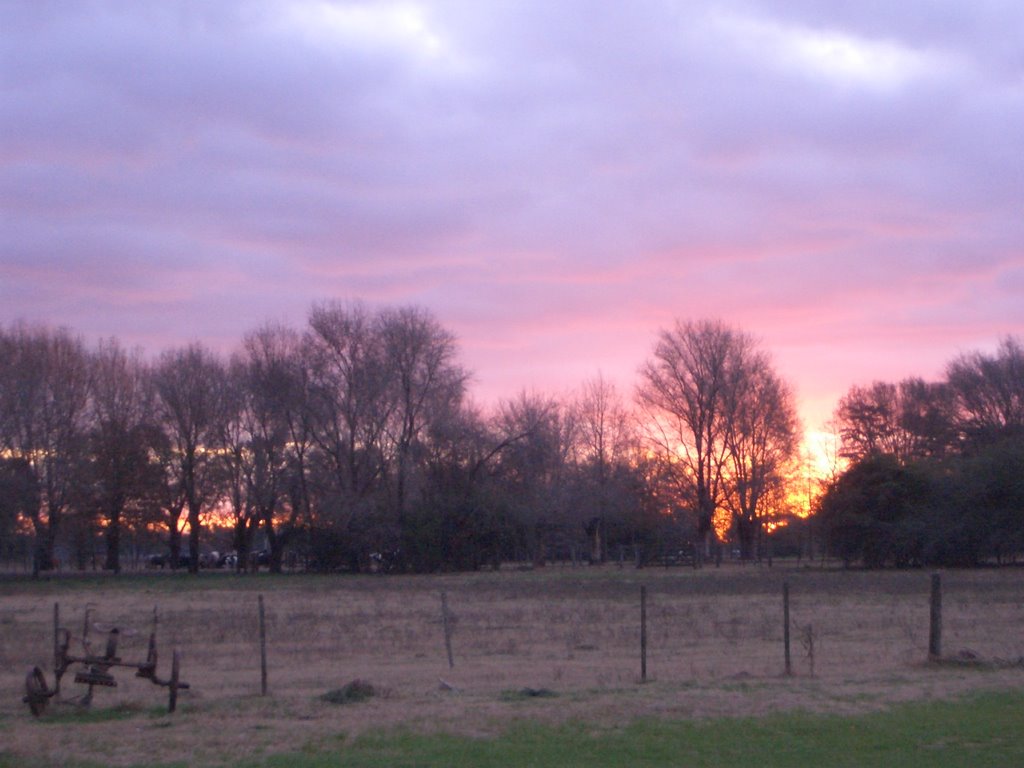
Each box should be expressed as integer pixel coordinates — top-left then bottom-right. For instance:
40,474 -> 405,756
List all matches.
2,1 -> 1021,437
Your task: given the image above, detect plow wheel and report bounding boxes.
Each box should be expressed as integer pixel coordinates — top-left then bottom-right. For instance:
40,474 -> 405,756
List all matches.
23,667 -> 51,717
168,650 -> 180,713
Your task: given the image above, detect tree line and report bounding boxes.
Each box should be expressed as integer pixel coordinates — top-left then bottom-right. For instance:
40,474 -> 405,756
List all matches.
1,304 -> 1019,573
821,337 -> 1024,567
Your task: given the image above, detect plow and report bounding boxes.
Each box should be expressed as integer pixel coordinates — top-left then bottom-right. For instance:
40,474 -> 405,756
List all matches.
23,604 -> 189,716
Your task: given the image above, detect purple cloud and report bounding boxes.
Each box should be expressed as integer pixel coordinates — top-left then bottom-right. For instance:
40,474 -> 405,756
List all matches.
2,0 -> 1022,429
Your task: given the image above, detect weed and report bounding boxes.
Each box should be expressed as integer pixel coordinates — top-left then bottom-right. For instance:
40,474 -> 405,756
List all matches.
320,679 -> 375,705
500,687 -> 558,701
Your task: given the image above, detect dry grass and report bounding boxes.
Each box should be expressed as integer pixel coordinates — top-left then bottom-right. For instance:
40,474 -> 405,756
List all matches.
2,564 -> 1023,767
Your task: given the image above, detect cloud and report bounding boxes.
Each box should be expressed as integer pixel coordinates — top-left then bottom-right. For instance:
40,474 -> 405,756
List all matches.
1,0 -> 1022,427
708,8 -> 959,90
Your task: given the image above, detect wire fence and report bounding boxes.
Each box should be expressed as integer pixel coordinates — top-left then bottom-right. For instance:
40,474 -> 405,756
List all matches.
4,566 -> 1024,713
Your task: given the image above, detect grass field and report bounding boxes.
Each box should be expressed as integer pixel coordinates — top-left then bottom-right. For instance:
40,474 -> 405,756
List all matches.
1,564 -> 1023,766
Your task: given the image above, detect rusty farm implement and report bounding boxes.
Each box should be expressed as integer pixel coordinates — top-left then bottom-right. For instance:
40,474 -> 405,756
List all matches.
23,603 -> 189,716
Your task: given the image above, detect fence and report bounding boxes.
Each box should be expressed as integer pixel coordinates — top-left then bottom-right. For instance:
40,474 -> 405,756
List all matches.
4,566 -> 1024,715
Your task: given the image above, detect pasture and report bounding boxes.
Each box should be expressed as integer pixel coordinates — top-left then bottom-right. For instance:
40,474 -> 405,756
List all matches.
1,564 -> 1023,767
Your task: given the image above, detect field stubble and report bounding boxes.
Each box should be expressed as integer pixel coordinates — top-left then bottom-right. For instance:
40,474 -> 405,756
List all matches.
1,565 -> 1023,767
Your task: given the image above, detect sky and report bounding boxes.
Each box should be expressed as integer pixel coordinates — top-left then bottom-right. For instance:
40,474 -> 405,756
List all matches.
2,1 -> 1022,431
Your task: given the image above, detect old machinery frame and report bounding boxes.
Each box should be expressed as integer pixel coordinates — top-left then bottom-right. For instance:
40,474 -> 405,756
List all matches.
23,604 -> 189,716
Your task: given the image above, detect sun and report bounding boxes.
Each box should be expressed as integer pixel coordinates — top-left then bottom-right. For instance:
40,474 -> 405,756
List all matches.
780,428 -> 847,520
802,428 -> 846,481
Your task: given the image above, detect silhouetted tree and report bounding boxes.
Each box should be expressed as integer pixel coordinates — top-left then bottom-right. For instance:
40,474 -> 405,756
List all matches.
0,457 -> 39,559
898,378 -> 958,459
492,391 -> 573,565
151,343 -> 224,573
637,320 -> 737,558
87,339 -> 162,573
0,324 -> 91,572
214,357 -> 261,571
378,306 -> 468,552
305,302 -> 392,563
637,320 -> 796,561
948,336 -> 1024,448
818,454 -> 933,567
241,324 -> 311,572
835,378 -> 956,463
404,403 -> 507,571
569,375 -> 639,562
722,354 -> 800,560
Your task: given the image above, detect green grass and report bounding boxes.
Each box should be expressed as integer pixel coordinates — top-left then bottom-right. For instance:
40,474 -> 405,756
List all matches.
0,570 -> 310,595
0,759 -> 190,768
32,701 -> 146,725
253,690 -> 1024,768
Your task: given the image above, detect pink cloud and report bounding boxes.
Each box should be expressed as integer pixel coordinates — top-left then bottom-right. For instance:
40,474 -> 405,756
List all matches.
2,1 -> 1022,432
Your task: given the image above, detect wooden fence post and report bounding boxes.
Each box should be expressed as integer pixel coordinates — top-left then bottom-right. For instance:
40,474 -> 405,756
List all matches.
783,581 -> 792,676
53,602 -> 61,693
640,585 -> 648,683
441,591 -> 455,669
928,572 -> 942,660
258,594 -> 268,695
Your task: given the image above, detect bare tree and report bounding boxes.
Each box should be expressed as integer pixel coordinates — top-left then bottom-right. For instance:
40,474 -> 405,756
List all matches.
305,302 -> 392,551
947,336 -> 1024,447
0,324 -> 91,572
302,303 -> 469,566
0,457 -> 39,562
492,391 -> 573,566
722,353 -> 800,560
835,378 -> 956,463
214,357 -> 261,571
404,400 -> 503,571
570,375 -> 638,562
241,323 -> 312,572
898,378 -> 957,458
636,320 -> 741,559
151,343 -> 224,574
88,339 -> 161,573
572,374 -> 635,482
378,306 -> 468,542
835,382 -> 903,460
637,320 -> 800,562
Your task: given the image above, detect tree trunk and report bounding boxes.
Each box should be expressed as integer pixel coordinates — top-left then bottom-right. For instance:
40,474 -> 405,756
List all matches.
588,517 -> 604,564
169,525 -> 181,570
42,512 -> 59,571
530,523 -> 546,568
237,517 -> 260,574
737,517 -> 758,561
30,505 -> 55,573
104,504 -> 122,574
188,497 -> 201,574
269,542 -> 285,573
265,519 -> 285,574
